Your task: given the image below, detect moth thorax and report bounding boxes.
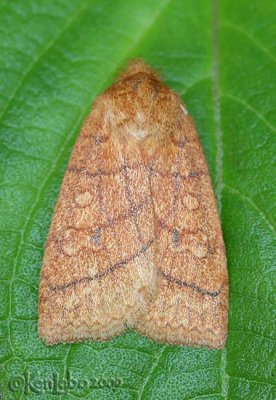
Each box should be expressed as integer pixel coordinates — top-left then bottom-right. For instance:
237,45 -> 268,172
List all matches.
127,111 -> 155,141
130,129 -> 148,140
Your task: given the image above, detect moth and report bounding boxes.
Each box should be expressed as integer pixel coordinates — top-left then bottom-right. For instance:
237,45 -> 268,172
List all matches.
38,60 -> 228,348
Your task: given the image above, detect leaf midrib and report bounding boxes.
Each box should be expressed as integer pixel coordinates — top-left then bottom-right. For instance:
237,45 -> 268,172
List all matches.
211,0 -> 228,398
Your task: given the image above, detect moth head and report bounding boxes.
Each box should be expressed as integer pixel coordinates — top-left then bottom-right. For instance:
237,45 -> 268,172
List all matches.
105,59 -> 181,146
118,59 -> 157,80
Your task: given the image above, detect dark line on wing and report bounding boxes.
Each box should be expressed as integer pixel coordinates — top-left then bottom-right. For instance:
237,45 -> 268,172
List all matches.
67,165 -> 207,180
48,238 -> 155,293
159,270 -> 221,297
67,164 -> 138,178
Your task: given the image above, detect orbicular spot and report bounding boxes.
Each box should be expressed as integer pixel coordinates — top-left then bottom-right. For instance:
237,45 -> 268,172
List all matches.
182,194 -> 199,210
61,228 -> 83,256
74,191 -> 93,208
186,232 -> 208,258
192,241 -> 208,258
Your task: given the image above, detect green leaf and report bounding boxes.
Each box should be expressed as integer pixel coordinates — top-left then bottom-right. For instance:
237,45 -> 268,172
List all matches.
0,0 -> 275,399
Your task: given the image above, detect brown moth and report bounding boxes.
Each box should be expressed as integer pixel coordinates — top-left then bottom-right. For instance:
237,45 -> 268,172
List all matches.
38,60 -> 228,348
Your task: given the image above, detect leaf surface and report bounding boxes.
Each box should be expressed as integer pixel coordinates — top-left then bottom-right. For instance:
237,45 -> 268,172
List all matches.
0,0 -> 275,399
